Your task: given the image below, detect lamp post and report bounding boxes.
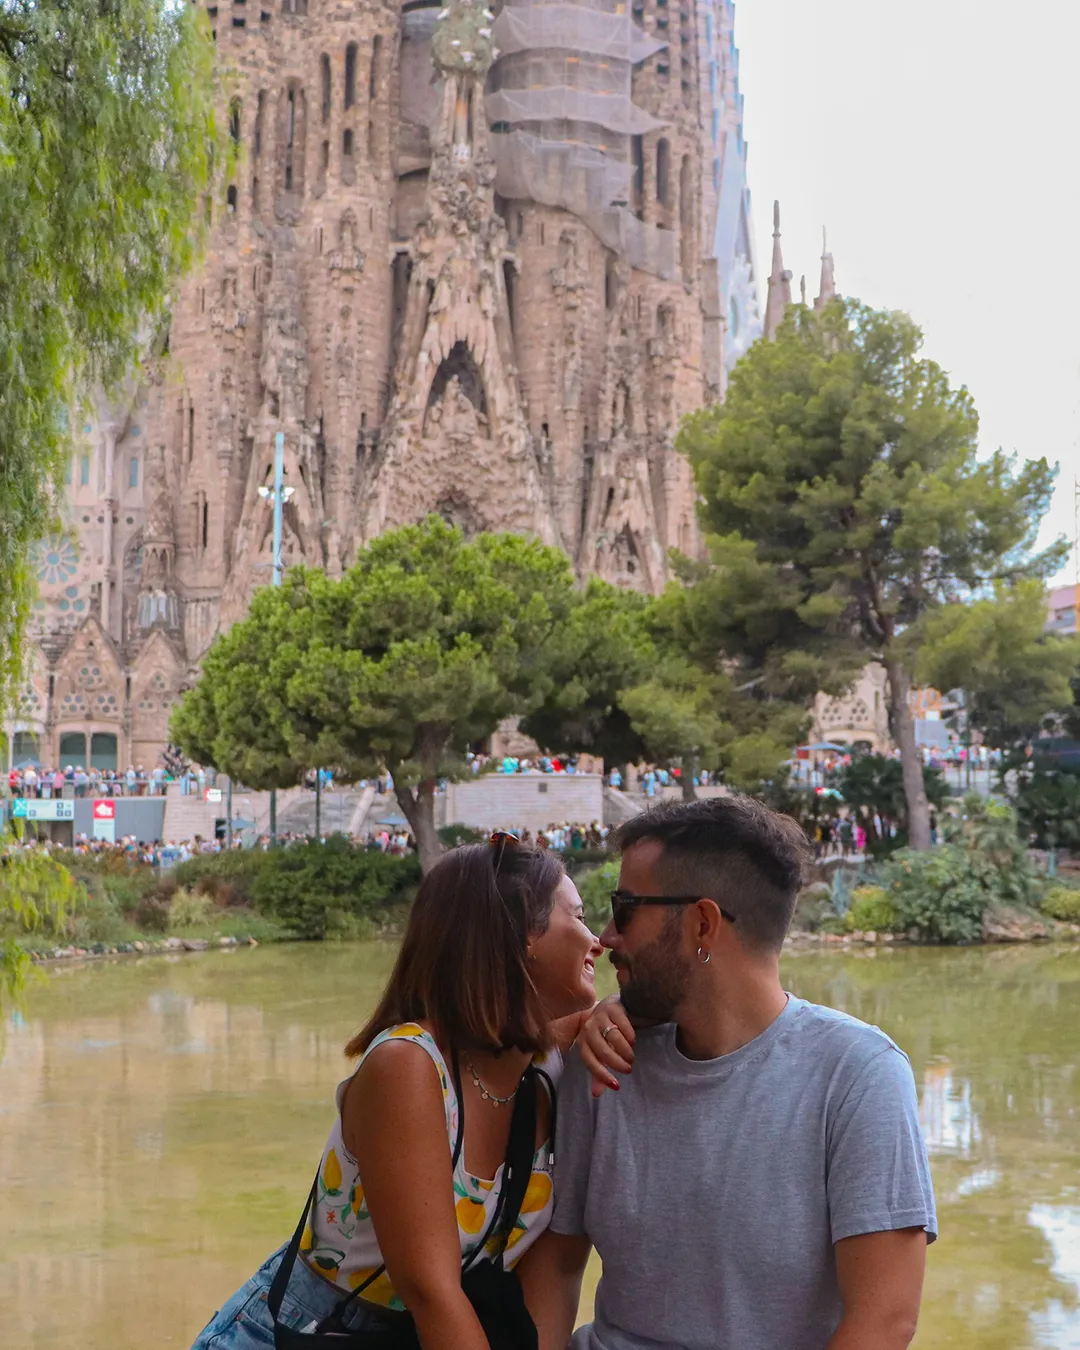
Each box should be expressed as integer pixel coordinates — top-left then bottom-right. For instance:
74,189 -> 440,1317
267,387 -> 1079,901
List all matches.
257,431 -> 294,846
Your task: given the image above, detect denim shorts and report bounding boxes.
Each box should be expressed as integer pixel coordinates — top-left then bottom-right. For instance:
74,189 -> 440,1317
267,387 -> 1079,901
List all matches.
191,1244 -> 396,1349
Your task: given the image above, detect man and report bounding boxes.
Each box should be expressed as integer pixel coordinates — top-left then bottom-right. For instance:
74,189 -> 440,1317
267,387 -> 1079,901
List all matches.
535,796 -> 935,1350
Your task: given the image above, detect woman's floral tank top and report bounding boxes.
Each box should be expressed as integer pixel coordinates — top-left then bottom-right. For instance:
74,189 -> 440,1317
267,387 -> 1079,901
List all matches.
301,1022 -> 562,1308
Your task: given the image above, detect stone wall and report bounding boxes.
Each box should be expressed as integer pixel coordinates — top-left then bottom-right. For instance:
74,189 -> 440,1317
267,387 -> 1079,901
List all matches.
440,774 -> 605,834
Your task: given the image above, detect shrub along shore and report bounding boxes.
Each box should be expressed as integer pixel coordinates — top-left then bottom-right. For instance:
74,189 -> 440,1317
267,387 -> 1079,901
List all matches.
13,800 -> 1080,969
16,832 -> 615,965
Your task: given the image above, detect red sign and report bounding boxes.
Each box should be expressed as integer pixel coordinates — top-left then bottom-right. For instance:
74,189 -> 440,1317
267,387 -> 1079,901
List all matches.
93,799 -> 116,820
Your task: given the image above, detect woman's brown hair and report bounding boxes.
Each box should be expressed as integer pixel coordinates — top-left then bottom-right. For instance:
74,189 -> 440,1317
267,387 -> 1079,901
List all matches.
346,841 -> 565,1058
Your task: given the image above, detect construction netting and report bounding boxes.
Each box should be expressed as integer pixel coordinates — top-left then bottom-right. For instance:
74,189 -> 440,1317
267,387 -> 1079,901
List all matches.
399,0 -> 675,277
488,0 -> 674,276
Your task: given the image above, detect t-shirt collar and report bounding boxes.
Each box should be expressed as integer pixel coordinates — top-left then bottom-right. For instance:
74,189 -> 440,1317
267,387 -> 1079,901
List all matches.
661,993 -> 801,1077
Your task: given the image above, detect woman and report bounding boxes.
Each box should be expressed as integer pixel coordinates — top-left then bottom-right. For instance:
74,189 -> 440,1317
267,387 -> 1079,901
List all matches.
191,835 -> 602,1349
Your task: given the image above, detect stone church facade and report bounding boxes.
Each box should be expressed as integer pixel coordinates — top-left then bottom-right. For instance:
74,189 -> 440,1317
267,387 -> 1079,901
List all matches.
9,0 -> 763,773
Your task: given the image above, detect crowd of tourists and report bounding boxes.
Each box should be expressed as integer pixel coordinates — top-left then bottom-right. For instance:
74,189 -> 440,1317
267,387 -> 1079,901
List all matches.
6,745 -> 208,800
6,762 -> 175,798
187,795 -> 936,1350
468,752 -> 585,776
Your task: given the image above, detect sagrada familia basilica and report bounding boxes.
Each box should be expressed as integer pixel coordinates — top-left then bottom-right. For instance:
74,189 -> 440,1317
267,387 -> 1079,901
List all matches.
10,0 -> 871,774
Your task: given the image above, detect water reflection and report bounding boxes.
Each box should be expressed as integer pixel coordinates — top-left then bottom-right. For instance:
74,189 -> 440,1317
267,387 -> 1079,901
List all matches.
784,946 -> 1080,1349
920,1062 -> 981,1157
1,944 -> 1080,1348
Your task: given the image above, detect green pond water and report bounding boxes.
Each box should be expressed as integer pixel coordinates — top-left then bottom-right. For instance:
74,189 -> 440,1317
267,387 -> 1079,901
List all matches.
1,942 -> 1080,1349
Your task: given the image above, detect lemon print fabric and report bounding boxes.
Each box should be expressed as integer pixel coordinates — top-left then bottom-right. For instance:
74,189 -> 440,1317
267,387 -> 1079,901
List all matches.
322,1148 -> 343,1196
520,1172 -> 552,1214
303,1022 -> 557,1300
456,1193 -> 489,1234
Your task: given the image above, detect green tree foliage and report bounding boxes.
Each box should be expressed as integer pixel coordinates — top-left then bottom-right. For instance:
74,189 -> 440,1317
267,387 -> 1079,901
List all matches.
880,798 -> 1042,942
0,0 -> 215,699
249,836 -> 420,939
524,579 -> 807,796
171,573 -> 317,791
519,580 -> 652,767
576,859 -> 620,934
630,584 -> 808,796
620,656 -> 805,798
879,848 -> 994,944
837,753 -> 949,854
1014,769 -> 1080,851
678,300 -> 1066,849
914,580 -> 1080,751
173,519 -> 588,871
0,842 -> 82,1013
1041,885 -> 1080,923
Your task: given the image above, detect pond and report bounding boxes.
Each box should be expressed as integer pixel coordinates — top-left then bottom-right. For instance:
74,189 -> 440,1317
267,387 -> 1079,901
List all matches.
1,942 -> 1079,1349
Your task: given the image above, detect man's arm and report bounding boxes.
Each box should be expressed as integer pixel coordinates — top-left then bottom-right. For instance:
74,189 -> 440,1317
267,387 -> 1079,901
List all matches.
516,1231 -> 593,1350
826,1228 -> 927,1349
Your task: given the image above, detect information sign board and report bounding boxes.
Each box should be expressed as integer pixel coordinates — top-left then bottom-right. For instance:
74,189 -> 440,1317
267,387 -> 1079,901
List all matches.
11,799 -> 74,822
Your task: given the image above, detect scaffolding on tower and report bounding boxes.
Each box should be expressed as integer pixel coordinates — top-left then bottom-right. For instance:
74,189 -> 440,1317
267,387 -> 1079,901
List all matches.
398,0 -> 676,278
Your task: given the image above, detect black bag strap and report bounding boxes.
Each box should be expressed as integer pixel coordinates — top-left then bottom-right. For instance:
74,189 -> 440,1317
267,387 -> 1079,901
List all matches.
534,1067 -> 557,1169
462,1065 -> 538,1274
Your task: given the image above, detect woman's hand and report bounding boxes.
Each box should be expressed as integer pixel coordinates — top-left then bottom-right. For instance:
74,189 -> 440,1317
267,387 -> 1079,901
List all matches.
578,995 -> 636,1099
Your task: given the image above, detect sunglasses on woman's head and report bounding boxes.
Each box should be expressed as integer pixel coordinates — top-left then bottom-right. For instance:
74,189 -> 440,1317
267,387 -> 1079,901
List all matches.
609,890 -> 738,934
489,830 -> 520,876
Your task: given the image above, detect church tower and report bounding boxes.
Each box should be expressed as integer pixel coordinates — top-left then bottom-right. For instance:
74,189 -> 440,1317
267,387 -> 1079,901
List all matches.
10,0 -> 766,769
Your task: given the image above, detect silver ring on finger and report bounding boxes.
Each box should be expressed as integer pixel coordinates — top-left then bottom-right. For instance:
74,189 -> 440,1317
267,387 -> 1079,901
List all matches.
601,1024 -> 617,1042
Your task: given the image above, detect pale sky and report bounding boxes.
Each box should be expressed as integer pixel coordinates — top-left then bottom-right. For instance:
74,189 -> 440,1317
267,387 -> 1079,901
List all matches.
734,0 -> 1080,583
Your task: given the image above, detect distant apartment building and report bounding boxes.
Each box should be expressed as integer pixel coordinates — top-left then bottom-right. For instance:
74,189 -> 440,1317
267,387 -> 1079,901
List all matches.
1047,584 -> 1079,636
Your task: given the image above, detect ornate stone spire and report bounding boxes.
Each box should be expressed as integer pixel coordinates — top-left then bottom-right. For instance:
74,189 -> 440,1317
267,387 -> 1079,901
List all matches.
137,443 -> 181,633
360,0 -> 559,548
815,226 -> 837,311
763,200 -> 793,339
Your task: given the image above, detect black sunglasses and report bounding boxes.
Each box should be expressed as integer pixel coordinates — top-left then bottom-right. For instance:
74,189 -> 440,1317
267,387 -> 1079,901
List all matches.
609,890 -> 738,934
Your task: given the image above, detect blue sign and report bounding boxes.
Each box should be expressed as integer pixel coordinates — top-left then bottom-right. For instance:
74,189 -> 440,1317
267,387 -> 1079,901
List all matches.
12,798 -> 28,818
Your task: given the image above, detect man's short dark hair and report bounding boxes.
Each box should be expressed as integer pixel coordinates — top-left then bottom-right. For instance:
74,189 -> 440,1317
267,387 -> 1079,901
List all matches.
609,795 -> 810,954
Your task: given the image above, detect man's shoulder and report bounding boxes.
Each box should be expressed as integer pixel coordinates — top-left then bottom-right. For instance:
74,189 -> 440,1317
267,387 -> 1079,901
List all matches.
786,996 -> 908,1074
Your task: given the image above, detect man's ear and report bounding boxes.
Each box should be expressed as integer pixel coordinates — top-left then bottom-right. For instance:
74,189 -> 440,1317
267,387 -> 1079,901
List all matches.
695,898 -> 727,943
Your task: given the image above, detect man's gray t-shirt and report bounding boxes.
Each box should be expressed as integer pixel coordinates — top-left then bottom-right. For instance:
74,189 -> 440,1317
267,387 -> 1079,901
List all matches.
551,995 -> 937,1350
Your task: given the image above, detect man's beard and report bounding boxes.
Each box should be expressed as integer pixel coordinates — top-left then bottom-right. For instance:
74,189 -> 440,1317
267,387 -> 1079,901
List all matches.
615,912 -> 693,1024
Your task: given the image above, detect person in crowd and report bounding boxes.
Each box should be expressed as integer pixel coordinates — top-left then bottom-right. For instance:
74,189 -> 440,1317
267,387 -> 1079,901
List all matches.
527,796 -> 936,1350
190,836 -> 603,1350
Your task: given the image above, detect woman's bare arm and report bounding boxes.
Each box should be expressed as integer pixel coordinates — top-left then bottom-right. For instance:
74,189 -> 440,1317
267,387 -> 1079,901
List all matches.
345,1042 -> 488,1350
549,1009 -> 590,1056
516,1230 -> 593,1350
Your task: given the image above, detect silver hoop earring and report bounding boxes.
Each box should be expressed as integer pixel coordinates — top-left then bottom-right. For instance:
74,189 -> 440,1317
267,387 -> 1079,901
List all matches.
697,946 -> 711,965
